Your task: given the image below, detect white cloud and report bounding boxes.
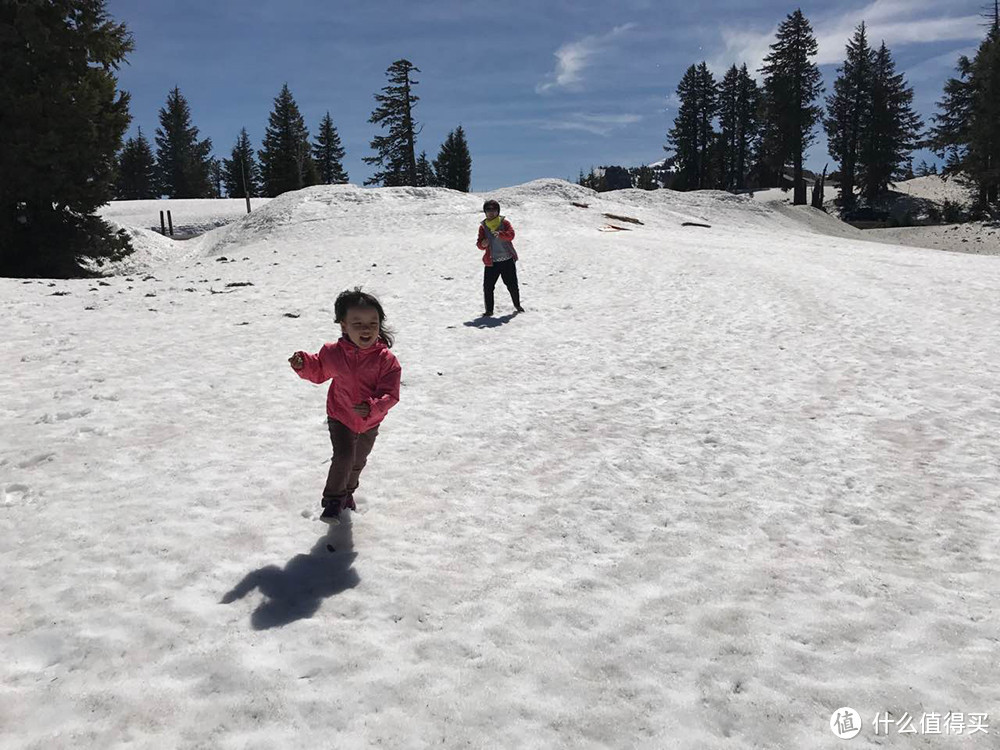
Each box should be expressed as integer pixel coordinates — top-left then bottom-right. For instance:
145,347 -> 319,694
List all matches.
536,23 -> 638,94
711,2 -> 983,77
541,113 -> 643,136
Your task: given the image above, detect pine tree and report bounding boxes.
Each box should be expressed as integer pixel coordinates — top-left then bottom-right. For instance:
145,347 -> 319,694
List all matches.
759,10 -> 824,204
259,84 -> 316,197
364,60 -> 420,186
666,62 -> 718,190
222,128 -> 261,199
578,167 -> 607,191
825,23 -> 874,212
635,165 -> 658,190
313,112 -> 348,184
969,5 -> 1000,206
1,0 -> 134,277
857,42 -> 922,206
415,151 -> 436,187
116,127 -> 158,199
717,64 -> 761,192
154,87 -> 213,198
432,126 -> 473,192
603,166 -> 632,191
931,3 -> 1000,207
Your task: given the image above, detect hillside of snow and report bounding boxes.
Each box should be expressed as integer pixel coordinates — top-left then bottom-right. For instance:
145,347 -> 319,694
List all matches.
3,180 -> 999,749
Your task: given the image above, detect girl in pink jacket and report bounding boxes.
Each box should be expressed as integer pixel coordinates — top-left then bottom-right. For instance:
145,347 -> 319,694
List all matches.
289,289 -> 401,524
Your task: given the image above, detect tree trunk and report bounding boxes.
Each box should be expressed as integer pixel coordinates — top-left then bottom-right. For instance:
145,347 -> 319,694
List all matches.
793,151 -> 806,205
403,77 -> 417,186
811,164 -> 827,209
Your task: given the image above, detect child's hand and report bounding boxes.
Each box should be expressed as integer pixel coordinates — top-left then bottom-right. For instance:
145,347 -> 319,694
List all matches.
352,401 -> 371,418
288,352 -> 304,370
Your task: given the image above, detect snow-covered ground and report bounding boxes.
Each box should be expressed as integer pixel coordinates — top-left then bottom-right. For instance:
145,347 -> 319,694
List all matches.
3,181 -> 999,749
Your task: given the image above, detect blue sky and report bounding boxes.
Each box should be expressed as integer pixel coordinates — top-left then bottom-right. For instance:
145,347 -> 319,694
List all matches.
107,0 -> 988,191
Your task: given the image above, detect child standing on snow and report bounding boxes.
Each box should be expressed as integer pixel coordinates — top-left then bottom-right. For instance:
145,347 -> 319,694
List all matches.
477,199 -> 524,316
289,289 -> 401,524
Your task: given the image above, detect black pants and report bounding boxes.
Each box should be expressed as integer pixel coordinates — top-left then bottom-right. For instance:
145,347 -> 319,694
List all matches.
483,259 -> 520,314
323,419 -> 379,506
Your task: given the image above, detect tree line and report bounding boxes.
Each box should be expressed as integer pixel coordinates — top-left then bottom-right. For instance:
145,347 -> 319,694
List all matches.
1,0 -> 471,277
117,63 -> 472,201
583,6 -> 1000,217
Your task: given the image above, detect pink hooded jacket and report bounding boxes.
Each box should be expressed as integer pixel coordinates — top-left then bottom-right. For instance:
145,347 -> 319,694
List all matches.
294,337 -> 401,433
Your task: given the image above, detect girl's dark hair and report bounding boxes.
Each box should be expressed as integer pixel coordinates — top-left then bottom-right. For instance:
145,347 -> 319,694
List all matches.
334,287 -> 395,348
483,199 -> 500,213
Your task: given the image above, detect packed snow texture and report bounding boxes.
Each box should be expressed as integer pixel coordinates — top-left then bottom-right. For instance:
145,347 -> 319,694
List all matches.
3,181 -> 999,749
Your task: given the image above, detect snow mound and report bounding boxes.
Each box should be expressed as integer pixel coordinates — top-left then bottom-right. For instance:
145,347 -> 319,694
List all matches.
189,179 -> 873,259
197,184 -> 481,256
82,224 -> 191,275
768,204 -> 865,241
488,178 -> 598,206
894,174 -> 976,205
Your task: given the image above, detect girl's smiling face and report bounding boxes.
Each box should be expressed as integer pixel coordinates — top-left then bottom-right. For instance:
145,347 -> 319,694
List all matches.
341,306 -> 381,349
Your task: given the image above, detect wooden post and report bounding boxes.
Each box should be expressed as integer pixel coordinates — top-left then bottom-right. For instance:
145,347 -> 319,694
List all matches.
160,211 -> 166,235
167,210 -> 174,236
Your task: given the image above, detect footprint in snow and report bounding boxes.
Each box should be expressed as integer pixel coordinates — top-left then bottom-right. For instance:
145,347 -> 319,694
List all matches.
16,453 -> 55,469
35,408 -> 92,424
3,484 -> 32,505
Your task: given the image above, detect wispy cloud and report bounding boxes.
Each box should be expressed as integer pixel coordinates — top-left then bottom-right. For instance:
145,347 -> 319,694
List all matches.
536,23 -> 638,94
711,1 -> 983,76
541,113 -> 643,136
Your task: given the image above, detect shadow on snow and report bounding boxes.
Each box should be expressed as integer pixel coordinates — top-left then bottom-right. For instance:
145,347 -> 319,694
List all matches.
462,312 -> 518,329
220,521 -> 359,629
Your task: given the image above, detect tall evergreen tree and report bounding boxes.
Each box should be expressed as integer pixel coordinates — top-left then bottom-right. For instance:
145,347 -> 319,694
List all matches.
364,59 -> 420,186
415,151 -> 436,187
717,64 -> 761,192
313,112 -> 348,184
116,127 -> 158,200
208,158 -> 223,198
929,54 -> 975,175
222,128 -> 261,199
759,9 -> 824,205
154,87 -> 213,198
259,84 -> 316,197
825,23 -> 874,212
666,62 -> 718,190
432,126 -> 473,192
857,42 -> 923,206
930,5 -> 1000,206
1,0 -> 134,277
